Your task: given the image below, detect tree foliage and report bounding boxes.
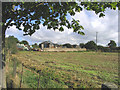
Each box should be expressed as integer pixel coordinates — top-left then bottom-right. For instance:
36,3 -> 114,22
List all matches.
20,40 -> 29,45
108,40 -> 116,48
108,40 -> 117,49
79,43 -> 85,48
63,43 -> 72,48
97,45 -> 104,50
2,2 -> 120,36
72,44 -> 77,48
5,36 -> 19,54
32,43 -> 39,48
85,41 -> 97,50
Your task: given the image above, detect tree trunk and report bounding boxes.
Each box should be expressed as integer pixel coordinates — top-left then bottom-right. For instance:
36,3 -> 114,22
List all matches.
1,25 -> 6,88
0,3 -> 13,87
0,1 -> 6,89
0,23 -> 6,88
0,27 -> 2,89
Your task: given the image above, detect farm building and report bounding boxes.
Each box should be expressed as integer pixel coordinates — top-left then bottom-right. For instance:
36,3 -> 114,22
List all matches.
39,41 -> 55,49
17,43 -> 30,51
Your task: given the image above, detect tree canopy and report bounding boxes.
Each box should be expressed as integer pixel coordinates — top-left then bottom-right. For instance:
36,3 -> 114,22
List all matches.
32,43 -> 39,48
85,41 -> 97,50
108,40 -> 116,49
5,36 -> 19,54
63,43 -> 72,48
2,2 -> 119,36
20,40 -> 29,45
72,44 -> 78,48
79,43 -> 85,48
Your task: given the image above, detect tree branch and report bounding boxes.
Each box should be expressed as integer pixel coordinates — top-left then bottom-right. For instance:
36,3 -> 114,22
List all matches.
4,19 -> 13,31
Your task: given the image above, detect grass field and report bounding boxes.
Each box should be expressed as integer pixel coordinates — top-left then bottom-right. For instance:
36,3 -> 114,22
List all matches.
6,51 -> 119,88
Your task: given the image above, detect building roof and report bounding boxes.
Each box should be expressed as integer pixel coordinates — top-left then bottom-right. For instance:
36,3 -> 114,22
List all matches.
41,41 -> 54,45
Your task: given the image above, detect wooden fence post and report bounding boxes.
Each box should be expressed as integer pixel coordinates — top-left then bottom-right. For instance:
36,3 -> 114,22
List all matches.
37,70 -> 41,89
13,59 -> 17,77
20,64 -> 23,88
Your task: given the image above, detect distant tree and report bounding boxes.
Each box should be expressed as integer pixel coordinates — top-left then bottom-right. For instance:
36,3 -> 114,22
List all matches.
85,41 -> 97,50
79,43 -> 85,48
20,40 -> 29,45
108,40 -> 116,50
97,45 -> 104,49
72,44 -> 77,48
97,45 -> 104,51
117,46 -> 120,52
34,43 -> 37,46
32,43 -> 39,48
5,36 -> 19,54
63,43 -> 72,48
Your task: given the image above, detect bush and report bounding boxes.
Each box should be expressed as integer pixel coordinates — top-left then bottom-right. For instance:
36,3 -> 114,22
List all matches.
5,36 -> 18,54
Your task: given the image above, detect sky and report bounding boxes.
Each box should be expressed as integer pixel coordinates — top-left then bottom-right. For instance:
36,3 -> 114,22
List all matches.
6,8 -> 118,46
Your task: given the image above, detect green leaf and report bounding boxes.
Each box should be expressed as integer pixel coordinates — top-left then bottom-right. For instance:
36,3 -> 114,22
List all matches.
111,2 -> 117,10
80,26 -> 84,30
36,26 -> 40,29
69,10 -> 75,16
86,6 -> 90,10
99,13 -> 105,17
59,27 -> 64,31
101,5 -> 105,12
53,27 -> 58,30
47,24 -> 52,29
75,6 -> 81,12
78,31 -> 85,35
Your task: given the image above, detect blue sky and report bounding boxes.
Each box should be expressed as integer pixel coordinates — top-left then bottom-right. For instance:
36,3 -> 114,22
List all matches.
6,8 -> 118,46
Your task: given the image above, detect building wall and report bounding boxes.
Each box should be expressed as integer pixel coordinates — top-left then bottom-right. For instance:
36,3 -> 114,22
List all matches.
43,48 -> 86,52
41,44 -> 44,49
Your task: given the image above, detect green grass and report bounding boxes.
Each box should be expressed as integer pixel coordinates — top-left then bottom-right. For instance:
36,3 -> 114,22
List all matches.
22,68 -> 66,88
7,51 -> 118,88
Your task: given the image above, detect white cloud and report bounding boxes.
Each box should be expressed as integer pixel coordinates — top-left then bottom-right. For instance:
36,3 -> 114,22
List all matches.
6,8 -> 118,46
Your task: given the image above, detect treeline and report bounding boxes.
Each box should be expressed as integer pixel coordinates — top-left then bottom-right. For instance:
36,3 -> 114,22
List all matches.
79,40 -> 119,52
5,36 -> 41,54
5,36 -> 120,54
